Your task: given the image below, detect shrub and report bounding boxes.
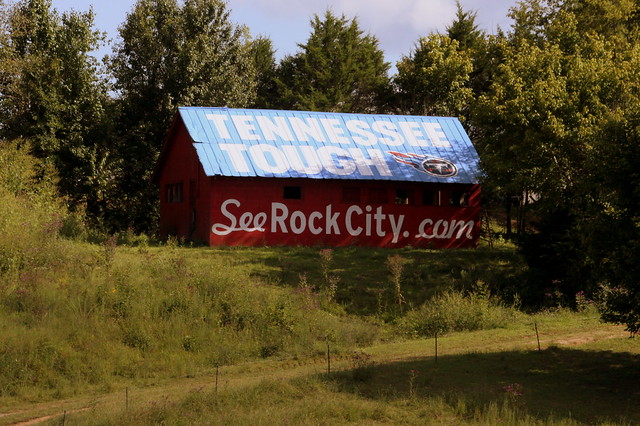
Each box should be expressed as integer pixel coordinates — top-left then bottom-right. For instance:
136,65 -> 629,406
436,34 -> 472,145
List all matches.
348,350 -> 375,382
0,141 -> 68,276
399,289 -> 520,337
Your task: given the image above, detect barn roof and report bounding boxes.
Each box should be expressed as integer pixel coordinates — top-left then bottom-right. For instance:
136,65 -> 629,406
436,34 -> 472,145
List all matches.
173,107 -> 481,184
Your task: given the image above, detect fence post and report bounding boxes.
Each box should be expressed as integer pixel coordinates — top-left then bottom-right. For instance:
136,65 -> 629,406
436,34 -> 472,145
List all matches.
434,331 -> 438,363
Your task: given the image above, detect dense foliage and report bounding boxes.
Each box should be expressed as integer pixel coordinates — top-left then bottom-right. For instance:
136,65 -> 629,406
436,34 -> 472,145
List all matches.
0,0 -> 115,222
472,0 -> 640,333
1,0 -> 639,331
272,11 -> 390,113
0,141 -> 69,276
109,0 -> 258,232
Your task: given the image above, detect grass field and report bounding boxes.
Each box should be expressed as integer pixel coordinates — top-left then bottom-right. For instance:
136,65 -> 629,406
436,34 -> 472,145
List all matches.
3,129 -> 637,424
1,310 -> 636,425
0,239 -> 638,424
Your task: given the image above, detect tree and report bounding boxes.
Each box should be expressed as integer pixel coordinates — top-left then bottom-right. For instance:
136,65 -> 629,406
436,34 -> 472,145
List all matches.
250,35 -> 278,108
393,3 -> 499,120
473,38 -> 573,233
273,10 -> 390,113
446,1 -> 484,51
394,34 -> 473,117
585,108 -> 640,336
470,0 -> 640,314
0,0 -> 116,221
475,0 -> 639,223
110,0 -> 257,231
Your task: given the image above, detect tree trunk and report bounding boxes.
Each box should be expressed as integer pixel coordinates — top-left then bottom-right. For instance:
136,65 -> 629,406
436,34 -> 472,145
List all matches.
505,194 -> 512,237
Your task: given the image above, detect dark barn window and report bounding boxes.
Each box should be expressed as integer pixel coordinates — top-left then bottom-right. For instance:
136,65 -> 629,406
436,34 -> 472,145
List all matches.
283,186 -> 302,200
166,182 -> 183,203
423,190 -> 441,206
368,188 -> 388,204
342,187 -> 361,203
395,189 -> 412,205
449,191 -> 469,207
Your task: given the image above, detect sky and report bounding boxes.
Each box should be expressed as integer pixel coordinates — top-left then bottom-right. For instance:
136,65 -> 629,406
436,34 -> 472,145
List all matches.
49,0 -> 518,70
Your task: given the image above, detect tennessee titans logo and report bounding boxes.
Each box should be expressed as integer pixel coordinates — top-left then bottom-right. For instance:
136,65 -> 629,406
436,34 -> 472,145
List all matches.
388,151 -> 458,178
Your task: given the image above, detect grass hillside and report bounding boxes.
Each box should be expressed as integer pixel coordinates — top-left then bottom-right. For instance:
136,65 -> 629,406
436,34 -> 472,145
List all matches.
0,239 -> 525,400
2,240 -> 638,425
1,143 -> 638,424
2,311 -> 636,425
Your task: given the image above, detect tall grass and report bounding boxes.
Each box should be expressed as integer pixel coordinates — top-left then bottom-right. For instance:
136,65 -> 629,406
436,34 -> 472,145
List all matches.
0,243 -> 382,399
0,142 -> 68,276
399,286 -> 523,337
76,375 -> 584,426
0,141 -> 535,404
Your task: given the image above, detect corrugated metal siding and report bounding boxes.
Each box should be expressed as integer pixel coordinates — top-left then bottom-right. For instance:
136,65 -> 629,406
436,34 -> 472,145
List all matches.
178,107 -> 481,184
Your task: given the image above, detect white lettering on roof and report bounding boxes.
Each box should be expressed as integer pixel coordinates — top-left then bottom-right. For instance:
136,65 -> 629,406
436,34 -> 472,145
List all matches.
399,121 -> 429,147
346,120 -> 377,146
219,143 -> 250,172
281,145 -> 323,174
320,118 -> 350,144
231,115 -> 260,140
184,108 -> 481,183
256,116 -> 294,141
216,143 -> 393,177
205,113 -> 231,139
317,146 -> 356,175
423,122 -> 451,147
205,112 -> 452,148
289,116 -> 326,143
249,144 -> 289,174
348,148 -> 392,176
371,121 -> 403,146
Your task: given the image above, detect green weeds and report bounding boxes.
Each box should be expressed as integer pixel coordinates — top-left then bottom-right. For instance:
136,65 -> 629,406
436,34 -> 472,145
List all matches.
0,244 -> 385,400
0,229 -> 529,403
399,288 -> 523,337
3,144 -> 623,423
71,322 -> 638,425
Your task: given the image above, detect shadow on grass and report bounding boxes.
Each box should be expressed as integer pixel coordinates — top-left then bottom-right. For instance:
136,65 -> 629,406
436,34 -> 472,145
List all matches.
326,345 -> 640,424
252,245 -> 528,316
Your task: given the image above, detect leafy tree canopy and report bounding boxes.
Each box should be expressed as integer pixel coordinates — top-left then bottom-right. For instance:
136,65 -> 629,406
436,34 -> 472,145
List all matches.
0,0 -> 116,220
250,35 -> 278,109
446,0 -> 484,51
273,10 -> 390,113
109,0 -> 257,231
395,34 -> 473,117
471,0 -> 640,330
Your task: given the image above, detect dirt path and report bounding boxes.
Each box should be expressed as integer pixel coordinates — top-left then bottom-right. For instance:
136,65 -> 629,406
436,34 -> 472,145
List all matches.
0,322 -> 627,425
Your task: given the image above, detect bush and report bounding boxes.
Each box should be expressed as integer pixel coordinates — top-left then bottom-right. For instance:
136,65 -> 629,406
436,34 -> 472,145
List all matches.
399,289 -> 521,337
0,141 -> 68,276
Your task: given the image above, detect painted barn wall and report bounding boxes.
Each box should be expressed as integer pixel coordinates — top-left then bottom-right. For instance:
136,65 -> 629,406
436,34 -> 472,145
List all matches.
157,123 -> 211,241
207,177 -> 480,248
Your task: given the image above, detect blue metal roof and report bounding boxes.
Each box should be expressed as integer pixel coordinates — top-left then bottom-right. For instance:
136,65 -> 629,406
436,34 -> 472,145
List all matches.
178,107 -> 481,184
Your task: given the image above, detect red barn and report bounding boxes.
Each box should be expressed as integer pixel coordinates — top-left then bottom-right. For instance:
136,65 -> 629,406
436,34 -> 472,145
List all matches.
153,107 -> 482,248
